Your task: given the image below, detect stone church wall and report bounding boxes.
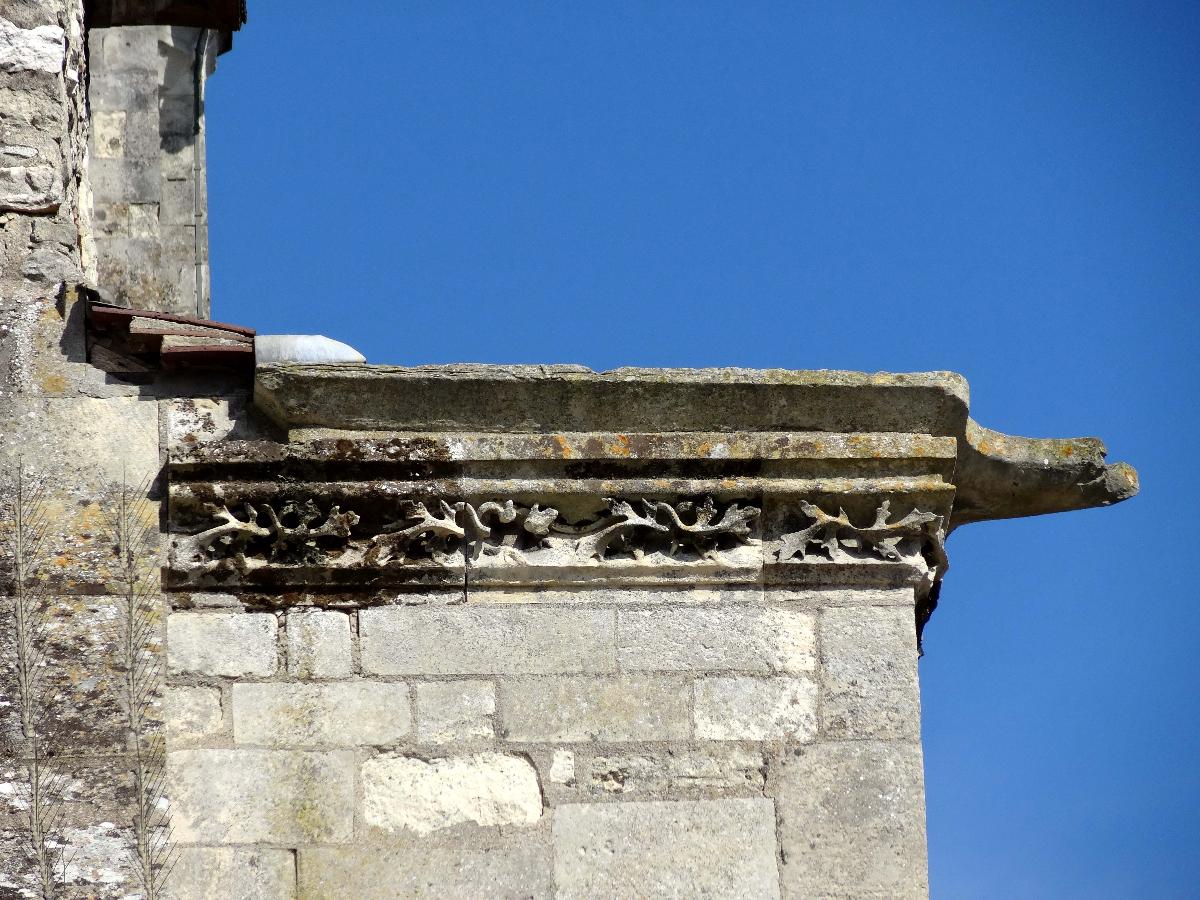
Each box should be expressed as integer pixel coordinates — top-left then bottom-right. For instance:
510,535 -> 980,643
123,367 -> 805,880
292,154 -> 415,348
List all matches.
0,4 -> 1137,897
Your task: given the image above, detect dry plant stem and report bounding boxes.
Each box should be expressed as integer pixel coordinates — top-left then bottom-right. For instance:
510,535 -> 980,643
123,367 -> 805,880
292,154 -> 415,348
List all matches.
7,464 -> 61,899
104,473 -> 175,899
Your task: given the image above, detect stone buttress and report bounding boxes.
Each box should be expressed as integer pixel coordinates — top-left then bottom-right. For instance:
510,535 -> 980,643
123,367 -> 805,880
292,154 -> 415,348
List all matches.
154,363 -> 1135,898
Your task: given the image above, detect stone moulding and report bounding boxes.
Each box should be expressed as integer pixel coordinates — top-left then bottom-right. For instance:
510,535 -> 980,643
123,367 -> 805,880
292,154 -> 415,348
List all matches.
249,364 -> 1138,532
164,363 -> 1136,645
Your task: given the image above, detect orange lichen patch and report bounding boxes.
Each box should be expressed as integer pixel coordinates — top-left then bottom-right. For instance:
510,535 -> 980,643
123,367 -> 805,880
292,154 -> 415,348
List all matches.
553,435 -> 574,459
40,373 -> 68,394
697,440 -> 713,456
1060,444 -> 1075,457
608,435 -> 632,457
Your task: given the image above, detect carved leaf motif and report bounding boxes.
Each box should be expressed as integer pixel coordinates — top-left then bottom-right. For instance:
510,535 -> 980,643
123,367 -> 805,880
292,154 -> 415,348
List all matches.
190,503 -> 270,556
368,500 -> 463,565
777,499 -> 944,565
189,500 -> 359,566
522,504 -> 558,537
186,494 -> 760,569
652,498 -> 761,557
573,499 -> 669,562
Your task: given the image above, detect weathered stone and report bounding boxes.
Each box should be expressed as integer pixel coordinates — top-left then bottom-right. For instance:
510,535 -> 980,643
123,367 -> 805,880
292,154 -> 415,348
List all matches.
165,685 -> 223,748
91,109 -> 126,158
168,612 -> 278,677
820,605 -> 920,740
0,397 -> 159,484
0,162 -> 61,213
297,833 -> 554,900
254,364 -> 1137,529
768,741 -> 928,898
617,606 -> 815,673
501,676 -> 690,742
585,747 -> 766,797
232,682 -> 411,747
30,217 -> 77,247
166,398 -> 261,450
93,200 -> 160,237
255,364 -> 971,436
180,591 -> 241,609
89,157 -> 161,203
88,23 -> 216,315
98,27 -> 158,71
0,595 -> 131,755
360,607 -> 615,675
469,586 -> 762,605
169,748 -> 354,844
169,847 -> 296,899
694,676 -> 818,741
0,19 -> 65,74
553,798 -> 781,899
21,242 -> 81,282
161,176 -> 197,225
416,680 -> 496,743
768,585 -> 917,606
286,608 -> 353,679
55,821 -> 140,892
362,752 -> 543,835
548,749 -> 576,785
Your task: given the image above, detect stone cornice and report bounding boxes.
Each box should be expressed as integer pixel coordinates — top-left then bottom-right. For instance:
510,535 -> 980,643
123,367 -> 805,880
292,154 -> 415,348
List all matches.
248,364 -> 1138,528
162,364 -> 1136,652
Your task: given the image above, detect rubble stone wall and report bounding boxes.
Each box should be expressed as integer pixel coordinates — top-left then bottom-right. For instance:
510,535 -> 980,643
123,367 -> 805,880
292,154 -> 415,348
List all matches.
1,0 -> 93,411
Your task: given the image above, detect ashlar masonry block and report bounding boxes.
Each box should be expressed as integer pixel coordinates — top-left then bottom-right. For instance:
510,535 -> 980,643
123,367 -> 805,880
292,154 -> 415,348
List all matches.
360,606 -> 615,676
361,752 -> 543,835
169,748 -> 355,844
617,606 -> 816,673
769,741 -> 929,898
231,682 -> 412,747
168,612 -> 278,677
164,685 -> 223,748
169,847 -> 296,899
415,680 -> 496,743
297,832 -> 554,900
694,675 -> 819,741
553,798 -> 782,900
820,604 -> 922,740
286,608 -> 353,679
500,676 -> 691,743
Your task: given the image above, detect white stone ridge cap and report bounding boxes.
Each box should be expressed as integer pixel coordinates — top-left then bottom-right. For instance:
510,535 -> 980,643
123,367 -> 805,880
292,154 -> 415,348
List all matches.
254,335 -> 366,365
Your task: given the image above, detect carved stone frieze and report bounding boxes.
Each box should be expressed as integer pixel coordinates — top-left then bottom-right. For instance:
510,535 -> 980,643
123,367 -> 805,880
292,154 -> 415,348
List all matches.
175,499 -> 360,569
776,499 -> 946,569
367,496 -> 760,566
172,494 -> 763,576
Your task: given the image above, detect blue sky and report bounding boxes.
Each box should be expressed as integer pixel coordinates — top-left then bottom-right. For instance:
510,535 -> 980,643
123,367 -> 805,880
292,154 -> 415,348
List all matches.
208,3 -> 1198,896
